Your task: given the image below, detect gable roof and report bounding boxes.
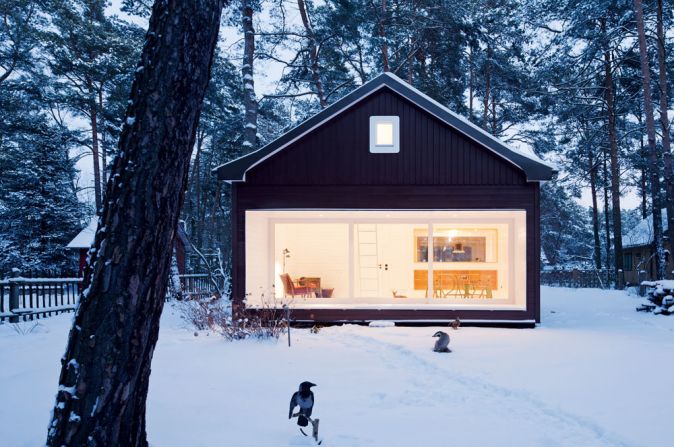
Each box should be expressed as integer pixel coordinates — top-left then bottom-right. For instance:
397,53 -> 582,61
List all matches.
66,219 -> 98,249
214,72 -> 556,182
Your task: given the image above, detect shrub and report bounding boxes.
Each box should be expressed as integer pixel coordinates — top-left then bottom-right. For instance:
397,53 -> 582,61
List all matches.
176,294 -> 289,340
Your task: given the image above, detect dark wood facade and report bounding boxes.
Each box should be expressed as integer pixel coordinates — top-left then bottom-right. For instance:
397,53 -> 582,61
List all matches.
219,73 -> 551,325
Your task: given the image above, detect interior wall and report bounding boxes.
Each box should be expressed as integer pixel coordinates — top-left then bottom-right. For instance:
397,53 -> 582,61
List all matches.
273,223 -> 349,299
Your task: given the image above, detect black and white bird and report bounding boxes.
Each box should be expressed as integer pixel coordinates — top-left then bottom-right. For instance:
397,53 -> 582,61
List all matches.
288,381 -> 316,427
433,331 -> 451,352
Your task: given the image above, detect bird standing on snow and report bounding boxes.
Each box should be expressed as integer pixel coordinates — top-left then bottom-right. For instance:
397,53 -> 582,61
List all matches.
289,381 -> 316,427
433,331 -> 451,352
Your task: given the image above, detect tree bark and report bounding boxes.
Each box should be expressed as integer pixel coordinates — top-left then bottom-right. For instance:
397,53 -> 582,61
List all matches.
588,143 -> 601,270
634,0 -> 665,279
241,0 -> 258,149
99,89 -> 107,189
604,46 -> 624,288
297,0 -> 327,107
657,0 -> 673,276
45,1 -> 224,446
89,100 -> 102,212
379,0 -> 389,71
468,45 -> 474,121
483,44 -> 491,131
603,145 -> 611,282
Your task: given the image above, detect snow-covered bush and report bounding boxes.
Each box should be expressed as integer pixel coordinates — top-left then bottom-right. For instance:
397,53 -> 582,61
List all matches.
638,281 -> 674,315
176,295 -> 289,340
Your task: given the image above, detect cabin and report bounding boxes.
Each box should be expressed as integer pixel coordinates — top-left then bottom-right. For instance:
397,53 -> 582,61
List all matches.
215,72 -> 555,326
623,210 -> 673,285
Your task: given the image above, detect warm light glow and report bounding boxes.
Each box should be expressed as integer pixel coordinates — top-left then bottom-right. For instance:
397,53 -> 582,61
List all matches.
245,210 -> 527,310
376,122 -> 394,145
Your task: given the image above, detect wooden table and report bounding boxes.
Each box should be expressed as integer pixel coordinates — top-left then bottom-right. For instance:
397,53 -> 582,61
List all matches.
297,277 -> 322,297
414,270 -> 497,298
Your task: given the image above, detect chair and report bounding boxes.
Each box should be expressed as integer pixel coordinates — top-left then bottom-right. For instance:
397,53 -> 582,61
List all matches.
279,273 -> 311,298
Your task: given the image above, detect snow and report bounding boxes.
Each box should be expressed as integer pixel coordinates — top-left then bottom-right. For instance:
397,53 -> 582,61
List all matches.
2,287 -> 674,446
66,220 -> 98,249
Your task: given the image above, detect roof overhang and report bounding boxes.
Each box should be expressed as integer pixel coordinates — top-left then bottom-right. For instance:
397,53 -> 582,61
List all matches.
214,72 -> 557,183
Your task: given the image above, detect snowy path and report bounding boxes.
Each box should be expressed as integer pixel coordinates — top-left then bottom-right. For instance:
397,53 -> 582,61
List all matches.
1,287 -> 673,446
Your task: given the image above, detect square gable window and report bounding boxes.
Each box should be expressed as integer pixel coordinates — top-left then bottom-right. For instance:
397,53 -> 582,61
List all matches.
369,116 -> 400,153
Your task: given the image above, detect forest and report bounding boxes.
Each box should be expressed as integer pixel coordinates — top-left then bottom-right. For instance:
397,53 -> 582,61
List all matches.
1,0 -> 673,286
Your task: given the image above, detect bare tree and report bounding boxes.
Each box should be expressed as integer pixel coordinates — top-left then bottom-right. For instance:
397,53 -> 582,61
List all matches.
45,1 -> 225,445
634,0 -> 665,279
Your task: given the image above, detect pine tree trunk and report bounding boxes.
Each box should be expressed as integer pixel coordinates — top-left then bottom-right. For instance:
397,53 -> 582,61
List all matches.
99,89 -> 107,189
483,44 -> 491,131
379,0 -> 389,71
89,101 -> 102,212
603,147 -> 612,282
241,0 -> 257,149
468,45 -> 474,121
589,147 -> 602,270
188,133 -> 203,246
491,90 -> 497,135
297,0 -> 327,107
657,0 -> 673,276
634,0 -> 665,279
45,1 -> 224,446
604,47 -> 624,288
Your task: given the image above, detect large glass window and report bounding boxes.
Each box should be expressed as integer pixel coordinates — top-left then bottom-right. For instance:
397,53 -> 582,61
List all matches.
245,210 -> 527,310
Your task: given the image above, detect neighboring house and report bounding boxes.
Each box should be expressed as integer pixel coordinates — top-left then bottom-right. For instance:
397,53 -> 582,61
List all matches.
66,220 -> 189,277
215,72 -> 555,326
623,210 -> 672,285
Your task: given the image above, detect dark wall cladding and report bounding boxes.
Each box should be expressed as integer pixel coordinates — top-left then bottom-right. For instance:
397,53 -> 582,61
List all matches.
245,89 -> 527,186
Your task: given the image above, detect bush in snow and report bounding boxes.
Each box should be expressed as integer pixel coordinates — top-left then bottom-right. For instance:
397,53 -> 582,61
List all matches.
638,281 -> 674,315
176,294 -> 289,341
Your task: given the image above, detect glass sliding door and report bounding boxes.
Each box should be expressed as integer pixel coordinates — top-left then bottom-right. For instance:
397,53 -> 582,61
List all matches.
245,210 -> 527,310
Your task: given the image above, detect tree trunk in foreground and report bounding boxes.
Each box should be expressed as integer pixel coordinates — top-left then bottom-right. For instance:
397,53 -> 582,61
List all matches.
46,1 -> 224,446
634,0 -> 665,280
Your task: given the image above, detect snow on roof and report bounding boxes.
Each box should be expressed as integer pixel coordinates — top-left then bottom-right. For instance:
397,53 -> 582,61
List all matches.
66,219 -> 98,249
623,209 -> 668,249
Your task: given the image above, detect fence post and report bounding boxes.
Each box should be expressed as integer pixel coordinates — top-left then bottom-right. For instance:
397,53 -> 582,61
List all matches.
8,269 -> 20,323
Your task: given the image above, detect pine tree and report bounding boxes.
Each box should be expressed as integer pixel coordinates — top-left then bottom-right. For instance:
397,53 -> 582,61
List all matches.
44,0 -> 143,211
0,90 -> 83,277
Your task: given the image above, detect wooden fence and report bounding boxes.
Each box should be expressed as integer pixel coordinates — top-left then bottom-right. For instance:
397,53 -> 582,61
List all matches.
0,277 -> 82,323
540,269 -> 610,289
0,273 -> 227,323
174,273 -> 226,300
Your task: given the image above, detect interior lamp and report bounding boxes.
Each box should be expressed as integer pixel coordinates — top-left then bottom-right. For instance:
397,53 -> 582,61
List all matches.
282,248 -> 291,273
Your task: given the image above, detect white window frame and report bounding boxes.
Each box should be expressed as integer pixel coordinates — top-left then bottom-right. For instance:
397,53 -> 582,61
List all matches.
369,116 -> 400,153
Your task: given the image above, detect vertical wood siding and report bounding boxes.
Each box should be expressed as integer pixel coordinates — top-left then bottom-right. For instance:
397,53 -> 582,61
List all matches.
245,89 -> 526,186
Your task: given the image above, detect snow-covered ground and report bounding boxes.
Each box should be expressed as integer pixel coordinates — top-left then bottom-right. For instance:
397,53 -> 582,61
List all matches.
1,287 -> 673,446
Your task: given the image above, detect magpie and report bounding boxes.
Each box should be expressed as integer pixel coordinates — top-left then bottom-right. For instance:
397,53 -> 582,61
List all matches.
288,381 -> 316,427
433,331 -> 451,352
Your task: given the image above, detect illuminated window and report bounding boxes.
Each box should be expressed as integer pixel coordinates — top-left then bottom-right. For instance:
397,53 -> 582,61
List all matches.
370,116 -> 399,153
